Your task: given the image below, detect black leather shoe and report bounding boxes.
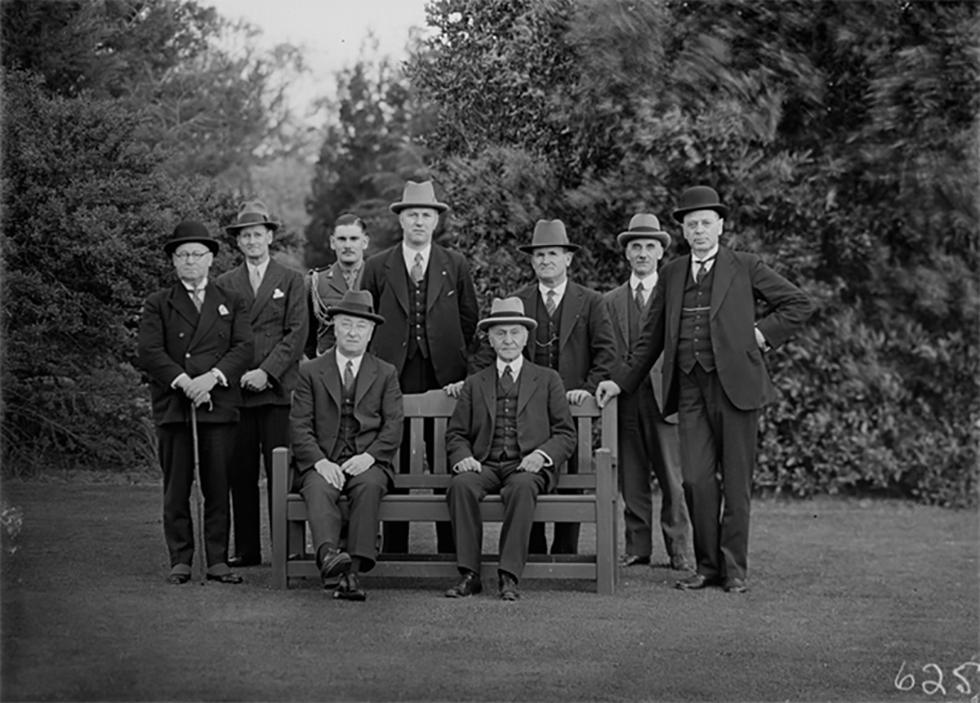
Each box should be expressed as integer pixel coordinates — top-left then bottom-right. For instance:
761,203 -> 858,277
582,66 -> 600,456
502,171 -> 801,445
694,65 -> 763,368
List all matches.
445,571 -> 482,598
724,578 -> 748,594
319,549 -> 352,583
206,571 -> 244,584
675,573 -> 722,590
166,572 -> 190,585
227,555 -> 261,568
619,554 -> 651,567
498,572 -> 520,601
333,573 -> 367,601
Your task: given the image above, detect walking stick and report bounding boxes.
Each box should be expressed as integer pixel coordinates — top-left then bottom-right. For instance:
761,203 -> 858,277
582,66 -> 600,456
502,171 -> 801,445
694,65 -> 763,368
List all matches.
190,403 -> 207,584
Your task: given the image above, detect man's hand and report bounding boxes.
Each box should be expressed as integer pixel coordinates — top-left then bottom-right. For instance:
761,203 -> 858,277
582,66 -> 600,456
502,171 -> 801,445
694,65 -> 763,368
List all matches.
241,369 -> 270,392
518,452 -> 546,474
184,373 -> 217,406
443,381 -> 464,398
341,453 -> 375,477
595,380 -> 621,408
452,456 -> 482,474
565,389 -> 591,406
315,459 -> 345,490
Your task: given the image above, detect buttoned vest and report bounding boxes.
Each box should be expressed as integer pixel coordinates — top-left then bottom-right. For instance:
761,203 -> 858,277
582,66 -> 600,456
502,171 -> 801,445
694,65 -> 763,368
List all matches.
678,266 -> 716,373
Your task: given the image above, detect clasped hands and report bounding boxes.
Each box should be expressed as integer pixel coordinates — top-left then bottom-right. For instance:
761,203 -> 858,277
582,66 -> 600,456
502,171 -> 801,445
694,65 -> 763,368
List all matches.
452,451 -> 546,475
177,373 -> 216,408
315,453 -> 375,490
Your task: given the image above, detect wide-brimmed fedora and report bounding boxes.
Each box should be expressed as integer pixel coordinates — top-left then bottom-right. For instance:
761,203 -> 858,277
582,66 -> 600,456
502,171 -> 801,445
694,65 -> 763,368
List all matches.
164,220 -> 220,256
517,219 -> 581,254
671,185 -> 729,223
477,297 -> 538,333
224,200 -> 280,234
325,289 -> 385,325
617,213 -> 672,248
389,180 -> 450,214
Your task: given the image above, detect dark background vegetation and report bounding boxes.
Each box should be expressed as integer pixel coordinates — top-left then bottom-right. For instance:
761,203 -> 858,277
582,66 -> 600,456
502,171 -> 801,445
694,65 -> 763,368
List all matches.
2,0 -> 977,506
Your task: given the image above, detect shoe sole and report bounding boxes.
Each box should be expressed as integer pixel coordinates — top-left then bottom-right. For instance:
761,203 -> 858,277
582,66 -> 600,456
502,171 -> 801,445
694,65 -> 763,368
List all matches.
320,552 -> 352,580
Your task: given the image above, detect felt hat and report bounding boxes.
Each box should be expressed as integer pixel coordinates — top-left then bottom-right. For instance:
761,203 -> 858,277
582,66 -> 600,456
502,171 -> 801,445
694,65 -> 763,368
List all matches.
163,220 -> 220,256
616,213 -> 672,248
325,289 -> 385,325
517,219 -> 581,254
224,200 -> 280,234
477,297 -> 538,333
389,180 -> 449,214
671,185 -> 729,223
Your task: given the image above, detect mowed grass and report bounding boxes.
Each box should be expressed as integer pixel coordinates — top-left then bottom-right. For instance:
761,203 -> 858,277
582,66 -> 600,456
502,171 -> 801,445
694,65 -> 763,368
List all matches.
1,481 -> 977,702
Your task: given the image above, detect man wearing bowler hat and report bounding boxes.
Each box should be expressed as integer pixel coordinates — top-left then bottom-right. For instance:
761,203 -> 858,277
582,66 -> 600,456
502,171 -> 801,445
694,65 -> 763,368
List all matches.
471,219 -> 616,556
443,298 -> 576,601
290,289 -> 403,601
604,214 -> 692,572
137,220 -> 253,585
360,179 -> 479,555
216,201 -> 308,568
597,186 -> 813,593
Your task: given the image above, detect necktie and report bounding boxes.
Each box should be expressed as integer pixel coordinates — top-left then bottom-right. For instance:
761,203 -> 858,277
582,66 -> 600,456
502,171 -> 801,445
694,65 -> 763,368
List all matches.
410,253 -> 424,285
695,256 -> 716,286
545,289 -> 557,317
500,365 -> 515,394
343,360 -> 355,392
189,288 -> 203,312
250,267 -> 262,294
633,282 -> 645,311
342,266 -> 358,290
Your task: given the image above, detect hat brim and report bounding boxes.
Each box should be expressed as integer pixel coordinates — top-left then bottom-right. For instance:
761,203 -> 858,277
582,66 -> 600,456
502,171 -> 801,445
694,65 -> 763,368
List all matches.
389,202 -> 449,214
225,221 -> 280,234
517,243 -> 581,254
325,307 -> 385,325
477,316 -> 538,333
164,236 -> 220,256
671,204 -> 728,223
617,231 -> 672,248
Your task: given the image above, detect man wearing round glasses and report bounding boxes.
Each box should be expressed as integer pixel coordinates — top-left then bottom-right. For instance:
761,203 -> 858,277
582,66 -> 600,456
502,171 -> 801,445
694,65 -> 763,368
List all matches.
137,220 -> 253,586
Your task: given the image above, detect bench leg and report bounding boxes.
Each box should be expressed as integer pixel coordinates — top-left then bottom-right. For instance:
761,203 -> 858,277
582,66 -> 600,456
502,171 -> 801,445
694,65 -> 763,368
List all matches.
271,447 -> 289,589
594,448 -> 616,595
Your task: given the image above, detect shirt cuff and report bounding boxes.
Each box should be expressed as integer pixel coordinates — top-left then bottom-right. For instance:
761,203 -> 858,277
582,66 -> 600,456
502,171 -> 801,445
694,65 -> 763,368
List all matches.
170,372 -> 191,390
210,368 -> 228,386
534,449 -> 553,467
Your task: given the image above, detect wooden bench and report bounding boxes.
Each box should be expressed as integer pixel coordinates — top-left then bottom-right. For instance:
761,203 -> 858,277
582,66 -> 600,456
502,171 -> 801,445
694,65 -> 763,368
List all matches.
270,390 -> 618,593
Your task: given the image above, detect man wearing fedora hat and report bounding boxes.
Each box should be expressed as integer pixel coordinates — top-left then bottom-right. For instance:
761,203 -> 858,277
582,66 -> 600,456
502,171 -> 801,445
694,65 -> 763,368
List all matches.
361,179 -> 479,555
290,289 -> 403,601
604,214 -> 692,572
216,200 -> 308,568
444,298 -> 576,601
597,186 -> 813,594
471,219 -> 616,556
137,220 -> 253,585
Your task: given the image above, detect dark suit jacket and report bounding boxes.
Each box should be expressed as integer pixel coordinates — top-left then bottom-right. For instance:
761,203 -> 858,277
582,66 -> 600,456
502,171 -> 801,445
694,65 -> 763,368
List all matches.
603,281 -> 676,423
361,243 -> 479,386
472,281 -> 616,394
617,246 -> 814,413
306,261 -> 364,358
216,259 -> 308,407
137,281 -> 253,425
446,362 -> 577,493
290,351 -> 404,479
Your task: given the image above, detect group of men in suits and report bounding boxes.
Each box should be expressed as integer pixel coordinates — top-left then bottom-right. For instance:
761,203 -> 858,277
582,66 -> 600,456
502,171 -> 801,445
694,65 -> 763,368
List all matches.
137,180 -> 812,599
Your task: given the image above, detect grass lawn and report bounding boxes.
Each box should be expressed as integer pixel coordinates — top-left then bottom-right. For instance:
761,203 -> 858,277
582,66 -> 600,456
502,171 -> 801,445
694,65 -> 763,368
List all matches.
1,480 -> 977,702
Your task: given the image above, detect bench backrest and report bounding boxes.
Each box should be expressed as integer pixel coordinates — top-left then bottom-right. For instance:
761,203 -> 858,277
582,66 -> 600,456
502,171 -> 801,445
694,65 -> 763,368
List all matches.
393,389 -> 617,491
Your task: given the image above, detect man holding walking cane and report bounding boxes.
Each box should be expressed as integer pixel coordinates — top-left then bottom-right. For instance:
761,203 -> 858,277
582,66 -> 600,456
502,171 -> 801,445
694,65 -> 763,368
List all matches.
137,221 -> 253,585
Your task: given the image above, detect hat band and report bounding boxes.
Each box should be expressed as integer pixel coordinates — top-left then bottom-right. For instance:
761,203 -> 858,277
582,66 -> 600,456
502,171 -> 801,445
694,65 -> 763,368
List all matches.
233,213 -> 271,226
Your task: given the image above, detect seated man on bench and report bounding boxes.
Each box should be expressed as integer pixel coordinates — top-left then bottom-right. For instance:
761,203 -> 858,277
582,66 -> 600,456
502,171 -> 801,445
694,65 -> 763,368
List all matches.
444,298 -> 576,601
290,289 -> 403,600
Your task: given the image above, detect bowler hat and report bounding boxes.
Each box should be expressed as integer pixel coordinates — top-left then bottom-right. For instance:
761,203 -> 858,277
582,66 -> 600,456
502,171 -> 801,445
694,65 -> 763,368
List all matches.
617,213 -> 672,248
224,200 -> 280,234
325,289 -> 385,325
477,297 -> 538,333
164,220 -> 220,256
517,219 -> 581,254
389,180 -> 449,214
671,186 -> 729,223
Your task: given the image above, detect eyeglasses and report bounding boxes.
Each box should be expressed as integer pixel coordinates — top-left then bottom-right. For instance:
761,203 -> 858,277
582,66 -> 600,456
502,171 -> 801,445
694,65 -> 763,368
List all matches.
173,251 -> 210,262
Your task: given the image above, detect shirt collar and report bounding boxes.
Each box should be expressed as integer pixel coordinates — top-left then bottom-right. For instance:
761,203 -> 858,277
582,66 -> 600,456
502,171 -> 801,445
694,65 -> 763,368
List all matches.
538,279 -> 568,301
402,243 -> 431,270
629,271 -> 658,292
184,278 -> 208,293
336,350 -> 365,378
248,259 -> 270,279
496,355 -> 524,378
692,245 -> 719,265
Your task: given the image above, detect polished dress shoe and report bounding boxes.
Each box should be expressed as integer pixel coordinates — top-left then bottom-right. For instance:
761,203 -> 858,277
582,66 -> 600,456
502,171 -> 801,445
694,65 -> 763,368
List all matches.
498,572 -> 520,601
227,555 -> 261,568
445,571 -> 482,598
619,554 -> 651,567
333,573 -> 367,601
675,573 -> 722,590
670,554 -> 694,572
166,572 -> 191,585
724,578 -> 748,594
319,548 -> 352,583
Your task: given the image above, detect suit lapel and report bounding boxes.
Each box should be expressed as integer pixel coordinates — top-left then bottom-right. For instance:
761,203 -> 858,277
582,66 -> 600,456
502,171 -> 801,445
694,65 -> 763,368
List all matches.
251,260 -> 279,317
611,283 -> 629,347
425,245 -> 449,312
517,286 -> 537,362
558,282 -> 584,350
478,366 -> 496,420
354,354 -> 378,407
168,283 -> 199,327
666,260 -> 687,339
710,247 -> 735,319
384,247 -> 409,314
320,351 -> 343,407
516,362 -> 536,416
326,262 -> 350,295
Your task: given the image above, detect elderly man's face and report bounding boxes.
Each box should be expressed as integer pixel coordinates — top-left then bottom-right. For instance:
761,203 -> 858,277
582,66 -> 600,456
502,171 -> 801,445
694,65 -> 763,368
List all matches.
172,243 -> 213,285
531,246 -> 573,286
682,209 -> 723,257
626,239 -> 665,277
331,223 -> 369,267
333,314 -> 375,357
488,323 -> 528,363
236,224 -> 274,264
398,208 -> 439,249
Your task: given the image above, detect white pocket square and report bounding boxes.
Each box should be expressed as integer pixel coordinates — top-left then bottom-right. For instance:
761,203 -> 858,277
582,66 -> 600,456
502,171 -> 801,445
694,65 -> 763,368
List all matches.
218,304 -> 230,316
272,288 -> 285,299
